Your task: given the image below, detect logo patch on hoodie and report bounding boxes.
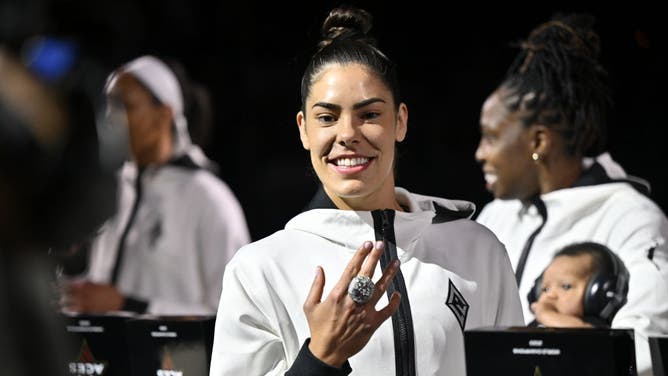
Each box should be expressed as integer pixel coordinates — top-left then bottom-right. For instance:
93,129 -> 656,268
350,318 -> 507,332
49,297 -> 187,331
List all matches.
446,279 -> 469,331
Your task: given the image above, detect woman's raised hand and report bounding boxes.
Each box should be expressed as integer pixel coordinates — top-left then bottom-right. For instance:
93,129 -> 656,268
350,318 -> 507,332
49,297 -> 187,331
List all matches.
303,240 -> 401,367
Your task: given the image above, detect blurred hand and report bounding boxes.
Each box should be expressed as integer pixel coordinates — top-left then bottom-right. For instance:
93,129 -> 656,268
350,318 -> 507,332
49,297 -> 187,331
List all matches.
530,299 -> 558,319
531,300 -> 592,328
60,280 -> 124,313
303,240 -> 401,368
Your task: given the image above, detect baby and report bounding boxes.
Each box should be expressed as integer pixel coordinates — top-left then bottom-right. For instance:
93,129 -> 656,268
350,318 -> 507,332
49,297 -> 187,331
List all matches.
528,242 -> 629,328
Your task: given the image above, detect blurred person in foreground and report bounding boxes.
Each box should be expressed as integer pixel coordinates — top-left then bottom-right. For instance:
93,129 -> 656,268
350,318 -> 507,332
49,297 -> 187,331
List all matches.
1,41 -> 117,375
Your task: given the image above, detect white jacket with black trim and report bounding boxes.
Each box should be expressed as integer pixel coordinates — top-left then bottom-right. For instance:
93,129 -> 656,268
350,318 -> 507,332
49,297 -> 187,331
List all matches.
209,187 -> 524,376
476,153 -> 668,376
86,147 -> 251,315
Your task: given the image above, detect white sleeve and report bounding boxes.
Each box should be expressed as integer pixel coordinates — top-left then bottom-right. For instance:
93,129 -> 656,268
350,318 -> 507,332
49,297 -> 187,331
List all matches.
209,255 -> 289,376
610,210 -> 668,376
488,241 -> 525,326
148,180 -> 251,315
196,182 -> 250,311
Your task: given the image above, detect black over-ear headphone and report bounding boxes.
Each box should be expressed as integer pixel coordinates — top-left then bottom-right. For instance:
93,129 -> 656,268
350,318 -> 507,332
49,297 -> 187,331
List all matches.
527,242 -> 630,325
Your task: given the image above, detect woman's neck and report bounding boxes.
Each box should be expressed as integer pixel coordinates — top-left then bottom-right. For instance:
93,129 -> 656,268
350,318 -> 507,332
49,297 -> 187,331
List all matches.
134,137 -> 173,168
539,154 -> 584,195
325,187 -> 404,212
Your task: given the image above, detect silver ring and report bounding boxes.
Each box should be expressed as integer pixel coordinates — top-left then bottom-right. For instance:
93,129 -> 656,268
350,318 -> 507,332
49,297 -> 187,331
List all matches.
348,275 -> 375,304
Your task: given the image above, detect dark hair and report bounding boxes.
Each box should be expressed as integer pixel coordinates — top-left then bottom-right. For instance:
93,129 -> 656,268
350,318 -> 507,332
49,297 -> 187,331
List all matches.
299,5 -> 400,114
554,241 -> 615,276
160,57 -> 214,148
499,13 -> 612,157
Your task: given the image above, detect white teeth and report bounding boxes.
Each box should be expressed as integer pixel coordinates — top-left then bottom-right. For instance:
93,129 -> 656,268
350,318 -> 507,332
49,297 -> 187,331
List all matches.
335,157 -> 369,167
484,173 -> 497,185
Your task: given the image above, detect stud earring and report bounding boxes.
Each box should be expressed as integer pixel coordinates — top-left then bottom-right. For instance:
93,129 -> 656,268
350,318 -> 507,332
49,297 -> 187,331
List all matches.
532,152 -> 540,161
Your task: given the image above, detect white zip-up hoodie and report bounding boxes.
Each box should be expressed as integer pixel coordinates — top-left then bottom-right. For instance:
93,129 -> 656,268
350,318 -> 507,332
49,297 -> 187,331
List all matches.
86,147 -> 250,315
210,187 -> 524,376
476,153 -> 668,376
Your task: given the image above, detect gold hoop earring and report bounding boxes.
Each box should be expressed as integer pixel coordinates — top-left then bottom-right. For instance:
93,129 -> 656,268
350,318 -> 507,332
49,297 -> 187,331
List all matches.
532,152 -> 540,161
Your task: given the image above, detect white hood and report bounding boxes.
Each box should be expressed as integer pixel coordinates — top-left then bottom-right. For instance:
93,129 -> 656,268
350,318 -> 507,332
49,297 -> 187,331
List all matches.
285,187 -> 476,258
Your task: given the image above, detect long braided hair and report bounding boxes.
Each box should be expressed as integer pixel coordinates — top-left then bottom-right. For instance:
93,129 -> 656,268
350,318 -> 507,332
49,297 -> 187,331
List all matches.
500,13 -> 612,157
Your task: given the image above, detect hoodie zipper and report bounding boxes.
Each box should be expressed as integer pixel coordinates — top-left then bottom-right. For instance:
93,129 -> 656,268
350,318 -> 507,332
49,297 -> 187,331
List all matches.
372,209 -> 415,376
514,197 -> 547,285
111,168 -> 144,284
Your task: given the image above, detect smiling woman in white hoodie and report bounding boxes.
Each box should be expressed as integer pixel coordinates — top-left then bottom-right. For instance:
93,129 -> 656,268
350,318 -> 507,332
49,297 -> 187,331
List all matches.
474,13 -> 668,376
208,5 -> 524,376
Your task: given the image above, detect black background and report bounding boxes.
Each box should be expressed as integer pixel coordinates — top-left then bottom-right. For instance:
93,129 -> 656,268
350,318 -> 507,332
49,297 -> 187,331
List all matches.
3,0 -> 665,241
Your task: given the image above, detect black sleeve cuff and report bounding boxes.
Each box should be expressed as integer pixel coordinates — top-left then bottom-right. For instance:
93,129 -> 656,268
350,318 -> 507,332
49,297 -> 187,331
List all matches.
285,338 -> 352,376
122,296 -> 149,313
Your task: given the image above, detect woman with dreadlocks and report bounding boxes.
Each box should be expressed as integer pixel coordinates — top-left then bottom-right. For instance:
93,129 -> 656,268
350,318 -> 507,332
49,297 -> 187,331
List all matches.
474,13 -> 668,375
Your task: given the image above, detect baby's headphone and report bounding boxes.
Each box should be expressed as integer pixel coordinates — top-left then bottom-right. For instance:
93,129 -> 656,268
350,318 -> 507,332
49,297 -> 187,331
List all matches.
527,242 -> 630,325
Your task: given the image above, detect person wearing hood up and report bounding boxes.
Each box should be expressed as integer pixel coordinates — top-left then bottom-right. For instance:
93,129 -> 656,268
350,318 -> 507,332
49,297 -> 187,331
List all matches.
474,13 -> 668,376
208,5 -> 523,376
60,55 -> 250,316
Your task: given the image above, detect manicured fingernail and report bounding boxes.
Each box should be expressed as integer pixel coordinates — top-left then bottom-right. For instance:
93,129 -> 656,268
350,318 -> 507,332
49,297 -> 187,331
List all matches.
364,241 -> 373,250
393,259 -> 401,268
375,241 -> 384,250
